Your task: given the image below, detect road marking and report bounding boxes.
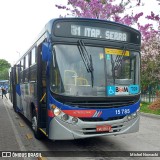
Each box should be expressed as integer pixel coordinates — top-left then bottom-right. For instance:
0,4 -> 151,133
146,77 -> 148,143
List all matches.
19,122 -> 25,127
26,133 -> 33,139
37,157 -> 48,160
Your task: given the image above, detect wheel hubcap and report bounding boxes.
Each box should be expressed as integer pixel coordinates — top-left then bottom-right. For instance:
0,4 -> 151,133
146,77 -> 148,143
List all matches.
32,116 -> 37,131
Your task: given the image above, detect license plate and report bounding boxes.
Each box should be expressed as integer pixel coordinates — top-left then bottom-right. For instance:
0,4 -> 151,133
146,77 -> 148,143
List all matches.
96,125 -> 112,132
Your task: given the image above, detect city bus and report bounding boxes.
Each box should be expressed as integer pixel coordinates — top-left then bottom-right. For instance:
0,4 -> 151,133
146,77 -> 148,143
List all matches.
0,80 -> 9,95
10,18 -> 141,140
0,80 -> 9,88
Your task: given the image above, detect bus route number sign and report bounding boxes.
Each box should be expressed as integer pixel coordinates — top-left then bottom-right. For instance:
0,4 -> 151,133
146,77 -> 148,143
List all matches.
71,25 -> 128,41
129,85 -> 139,94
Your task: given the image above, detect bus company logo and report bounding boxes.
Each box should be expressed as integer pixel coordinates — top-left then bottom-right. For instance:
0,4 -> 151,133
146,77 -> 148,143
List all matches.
93,111 -> 102,117
63,110 -> 96,117
73,110 -> 92,114
115,86 -> 129,95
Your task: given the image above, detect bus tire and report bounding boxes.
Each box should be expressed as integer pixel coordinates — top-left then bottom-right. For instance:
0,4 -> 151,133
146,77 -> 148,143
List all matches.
13,105 -> 17,113
32,108 -> 44,140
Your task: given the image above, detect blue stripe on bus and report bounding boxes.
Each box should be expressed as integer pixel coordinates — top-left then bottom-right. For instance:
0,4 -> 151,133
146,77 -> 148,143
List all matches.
16,84 -> 21,96
49,93 -> 140,120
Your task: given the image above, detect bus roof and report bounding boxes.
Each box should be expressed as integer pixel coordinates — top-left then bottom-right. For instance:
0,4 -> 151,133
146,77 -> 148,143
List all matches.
47,17 -> 141,34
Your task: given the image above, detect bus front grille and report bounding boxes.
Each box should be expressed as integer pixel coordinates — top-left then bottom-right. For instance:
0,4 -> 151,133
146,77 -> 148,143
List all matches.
79,116 -> 125,122
66,100 -> 135,109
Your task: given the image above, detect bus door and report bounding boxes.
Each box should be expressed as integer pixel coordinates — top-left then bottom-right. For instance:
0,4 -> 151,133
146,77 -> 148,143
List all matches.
37,45 -> 48,132
11,65 -> 21,112
9,71 -> 13,102
40,59 -> 47,128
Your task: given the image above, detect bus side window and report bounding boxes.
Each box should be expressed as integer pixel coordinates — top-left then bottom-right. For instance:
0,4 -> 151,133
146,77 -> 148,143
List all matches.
25,54 -> 29,69
30,66 -> 37,82
24,55 -> 29,83
30,47 -> 37,82
31,47 -> 36,65
50,52 -> 61,93
20,59 -> 24,83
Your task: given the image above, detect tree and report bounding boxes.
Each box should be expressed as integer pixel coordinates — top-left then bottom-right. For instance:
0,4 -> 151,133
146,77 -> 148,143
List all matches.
56,0 -> 144,26
0,59 -> 11,80
141,11 -> 160,91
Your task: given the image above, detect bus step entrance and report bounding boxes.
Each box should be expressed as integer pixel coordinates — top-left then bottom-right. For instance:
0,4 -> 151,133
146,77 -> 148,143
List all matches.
41,104 -> 47,128
39,128 -> 47,136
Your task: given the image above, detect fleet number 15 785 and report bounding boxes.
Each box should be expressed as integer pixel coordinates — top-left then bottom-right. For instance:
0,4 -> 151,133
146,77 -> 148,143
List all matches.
115,109 -> 130,115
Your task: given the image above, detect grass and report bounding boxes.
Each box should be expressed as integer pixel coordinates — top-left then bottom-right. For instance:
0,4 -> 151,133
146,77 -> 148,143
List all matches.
140,101 -> 160,115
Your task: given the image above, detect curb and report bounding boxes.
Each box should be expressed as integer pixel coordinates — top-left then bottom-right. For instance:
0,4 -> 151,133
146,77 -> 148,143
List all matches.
140,112 -> 160,119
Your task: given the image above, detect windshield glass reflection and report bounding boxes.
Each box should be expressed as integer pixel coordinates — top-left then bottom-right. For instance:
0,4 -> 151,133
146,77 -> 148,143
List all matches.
50,45 -> 140,97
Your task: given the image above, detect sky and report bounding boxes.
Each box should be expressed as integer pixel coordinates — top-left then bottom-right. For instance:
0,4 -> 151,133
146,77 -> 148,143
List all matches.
0,0 -> 159,65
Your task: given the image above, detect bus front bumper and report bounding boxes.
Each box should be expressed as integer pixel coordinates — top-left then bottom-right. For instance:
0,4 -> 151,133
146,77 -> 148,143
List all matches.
48,114 -> 140,140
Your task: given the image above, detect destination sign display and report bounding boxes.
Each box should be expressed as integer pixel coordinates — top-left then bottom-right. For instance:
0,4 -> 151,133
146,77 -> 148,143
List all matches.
70,25 -> 127,42
53,20 -> 141,44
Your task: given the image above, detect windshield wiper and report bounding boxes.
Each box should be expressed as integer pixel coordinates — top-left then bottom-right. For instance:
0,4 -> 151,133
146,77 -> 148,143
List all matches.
77,40 -> 94,87
111,45 -> 127,84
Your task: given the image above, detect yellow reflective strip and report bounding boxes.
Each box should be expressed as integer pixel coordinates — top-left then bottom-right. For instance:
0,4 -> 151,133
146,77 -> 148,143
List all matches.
40,93 -> 46,102
39,128 -> 48,136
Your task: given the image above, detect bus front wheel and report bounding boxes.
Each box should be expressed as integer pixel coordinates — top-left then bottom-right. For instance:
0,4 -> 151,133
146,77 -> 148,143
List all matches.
32,109 -> 44,139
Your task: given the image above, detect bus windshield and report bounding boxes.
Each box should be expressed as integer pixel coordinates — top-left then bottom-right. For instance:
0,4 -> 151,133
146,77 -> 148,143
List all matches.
50,44 -> 140,97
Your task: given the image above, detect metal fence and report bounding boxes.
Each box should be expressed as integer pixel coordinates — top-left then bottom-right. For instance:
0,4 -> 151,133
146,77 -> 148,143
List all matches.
141,93 -> 159,103
141,85 -> 160,103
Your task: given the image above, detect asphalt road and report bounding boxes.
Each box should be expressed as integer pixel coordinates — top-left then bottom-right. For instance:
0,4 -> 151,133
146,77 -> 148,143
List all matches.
0,95 -> 160,160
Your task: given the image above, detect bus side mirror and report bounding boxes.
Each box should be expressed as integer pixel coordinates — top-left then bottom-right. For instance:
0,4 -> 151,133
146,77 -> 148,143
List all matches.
42,42 -> 51,61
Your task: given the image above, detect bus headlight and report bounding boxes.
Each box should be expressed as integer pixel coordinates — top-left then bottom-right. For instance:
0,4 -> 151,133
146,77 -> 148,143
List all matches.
62,114 -> 69,121
127,115 -> 132,120
72,117 -> 78,124
50,104 -> 62,117
132,112 -> 137,118
127,111 -> 138,121
54,107 -> 61,116
50,104 -> 79,124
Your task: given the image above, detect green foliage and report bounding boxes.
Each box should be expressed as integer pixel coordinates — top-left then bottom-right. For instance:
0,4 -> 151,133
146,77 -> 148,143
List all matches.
141,101 -> 160,115
141,60 -> 158,87
0,59 -> 11,80
0,59 -> 11,71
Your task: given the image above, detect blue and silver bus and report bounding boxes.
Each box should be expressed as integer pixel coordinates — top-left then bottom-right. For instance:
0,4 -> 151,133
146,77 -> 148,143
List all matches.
10,18 -> 141,140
